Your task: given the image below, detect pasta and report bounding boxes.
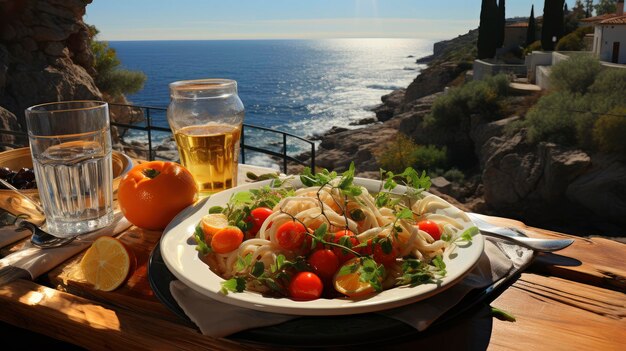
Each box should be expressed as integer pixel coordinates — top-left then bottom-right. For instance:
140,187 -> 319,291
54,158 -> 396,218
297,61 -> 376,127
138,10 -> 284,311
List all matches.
194,167 -> 474,300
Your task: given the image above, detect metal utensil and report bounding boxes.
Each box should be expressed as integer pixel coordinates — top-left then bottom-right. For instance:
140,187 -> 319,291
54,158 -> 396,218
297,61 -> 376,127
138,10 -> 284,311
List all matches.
0,178 -> 45,214
0,178 -> 76,248
466,212 -> 574,252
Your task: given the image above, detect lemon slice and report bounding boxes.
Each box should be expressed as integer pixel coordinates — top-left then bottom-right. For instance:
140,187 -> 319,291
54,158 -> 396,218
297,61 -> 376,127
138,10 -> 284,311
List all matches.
333,258 -> 376,298
80,236 -> 132,291
200,213 -> 229,239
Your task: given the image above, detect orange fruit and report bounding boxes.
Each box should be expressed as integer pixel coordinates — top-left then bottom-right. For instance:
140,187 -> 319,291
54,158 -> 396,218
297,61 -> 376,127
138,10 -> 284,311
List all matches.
200,213 -> 229,241
80,237 -> 133,291
118,161 -> 198,230
333,258 -> 376,298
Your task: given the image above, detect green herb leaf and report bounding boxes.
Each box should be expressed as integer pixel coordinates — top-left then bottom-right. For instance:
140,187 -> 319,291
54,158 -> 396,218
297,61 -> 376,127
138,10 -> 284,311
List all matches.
432,255 -> 447,276
251,261 -> 265,277
208,206 -> 224,214
396,208 -> 413,220
381,238 -> 393,254
491,306 -> 516,322
193,225 -> 211,255
461,226 -> 478,242
221,277 -> 246,294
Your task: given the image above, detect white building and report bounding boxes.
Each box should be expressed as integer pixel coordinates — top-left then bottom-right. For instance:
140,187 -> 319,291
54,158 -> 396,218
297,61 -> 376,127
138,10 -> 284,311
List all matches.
592,0 -> 626,64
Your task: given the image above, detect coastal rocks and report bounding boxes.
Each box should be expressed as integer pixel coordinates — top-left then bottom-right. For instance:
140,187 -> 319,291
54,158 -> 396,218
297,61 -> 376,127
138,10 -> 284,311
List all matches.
566,155 -> 626,226
316,126 -> 400,174
373,89 -> 405,122
0,0 -> 100,129
403,62 -> 464,103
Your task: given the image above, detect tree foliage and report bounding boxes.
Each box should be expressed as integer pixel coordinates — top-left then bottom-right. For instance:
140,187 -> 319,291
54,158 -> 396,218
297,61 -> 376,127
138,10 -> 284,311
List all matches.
478,0 -> 499,59
88,26 -> 146,99
594,0 -> 618,15
497,0 -> 506,48
541,0 -> 565,50
527,5 -> 537,46
555,26 -> 593,51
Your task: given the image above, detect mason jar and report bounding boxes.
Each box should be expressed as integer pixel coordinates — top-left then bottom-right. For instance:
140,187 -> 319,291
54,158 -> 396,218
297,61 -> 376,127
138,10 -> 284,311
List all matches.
167,79 -> 244,195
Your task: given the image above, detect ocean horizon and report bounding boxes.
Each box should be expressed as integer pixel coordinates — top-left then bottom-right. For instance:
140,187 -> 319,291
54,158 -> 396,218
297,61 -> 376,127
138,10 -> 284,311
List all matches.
109,38 -> 435,165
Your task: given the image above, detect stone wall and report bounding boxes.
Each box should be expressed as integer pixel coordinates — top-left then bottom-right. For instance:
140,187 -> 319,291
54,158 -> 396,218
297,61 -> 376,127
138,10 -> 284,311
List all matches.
0,0 -> 101,146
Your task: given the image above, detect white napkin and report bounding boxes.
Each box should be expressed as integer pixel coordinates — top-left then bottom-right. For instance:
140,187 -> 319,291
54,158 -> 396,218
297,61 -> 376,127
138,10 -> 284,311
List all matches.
170,237 -> 533,338
0,224 -> 32,248
0,212 -> 132,283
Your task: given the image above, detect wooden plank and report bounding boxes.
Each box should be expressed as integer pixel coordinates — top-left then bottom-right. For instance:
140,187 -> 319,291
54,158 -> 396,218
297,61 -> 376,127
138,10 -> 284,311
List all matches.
488,273 -> 626,351
478,215 -> 626,292
0,279 -> 272,351
48,225 -> 182,324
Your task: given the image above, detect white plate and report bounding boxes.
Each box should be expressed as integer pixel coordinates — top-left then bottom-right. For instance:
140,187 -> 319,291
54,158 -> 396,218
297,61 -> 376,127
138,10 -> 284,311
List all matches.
160,177 -> 484,316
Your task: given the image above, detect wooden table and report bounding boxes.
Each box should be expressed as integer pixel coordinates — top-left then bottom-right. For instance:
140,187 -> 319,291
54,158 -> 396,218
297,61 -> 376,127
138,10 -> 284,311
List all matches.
0,163 -> 624,350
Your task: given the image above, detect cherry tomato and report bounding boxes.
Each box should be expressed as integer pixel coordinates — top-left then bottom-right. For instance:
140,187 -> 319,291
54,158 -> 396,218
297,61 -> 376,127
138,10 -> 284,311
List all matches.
373,242 -> 398,266
307,249 -> 340,281
361,239 -> 397,266
288,272 -> 323,300
332,230 -> 360,263
276,221 -> 307,250
245,207 -> 273,237
417,220 -> 442,240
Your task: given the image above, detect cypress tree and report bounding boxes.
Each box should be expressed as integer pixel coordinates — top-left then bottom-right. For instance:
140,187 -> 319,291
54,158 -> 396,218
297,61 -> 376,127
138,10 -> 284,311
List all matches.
478,0 -> 498,58
527,5 -> 537,46
497,0 -> 506,48
541,0 -> 554,50
541,0 -> 565,50
555,0 -> 565,41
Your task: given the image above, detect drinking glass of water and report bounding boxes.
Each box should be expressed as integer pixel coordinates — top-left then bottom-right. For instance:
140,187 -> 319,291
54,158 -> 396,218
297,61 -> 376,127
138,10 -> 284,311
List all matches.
25,101 -> 114,237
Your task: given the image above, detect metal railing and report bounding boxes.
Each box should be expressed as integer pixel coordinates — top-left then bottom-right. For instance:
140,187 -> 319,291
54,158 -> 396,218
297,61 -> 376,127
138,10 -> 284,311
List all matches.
0,103 -> 316,174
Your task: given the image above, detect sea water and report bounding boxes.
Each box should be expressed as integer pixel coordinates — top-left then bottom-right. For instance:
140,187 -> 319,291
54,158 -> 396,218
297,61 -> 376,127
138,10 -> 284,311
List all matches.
32,140 -> 114,237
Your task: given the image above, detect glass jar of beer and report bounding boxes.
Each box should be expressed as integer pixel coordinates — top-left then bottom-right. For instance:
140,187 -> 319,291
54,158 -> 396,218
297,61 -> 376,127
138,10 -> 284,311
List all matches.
167,79 -> 244,195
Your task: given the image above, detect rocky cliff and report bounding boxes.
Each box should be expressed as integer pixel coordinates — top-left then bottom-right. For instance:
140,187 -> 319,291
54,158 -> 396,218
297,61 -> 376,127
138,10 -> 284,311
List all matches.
0,0 -> 101,146
316,33 -> 626,237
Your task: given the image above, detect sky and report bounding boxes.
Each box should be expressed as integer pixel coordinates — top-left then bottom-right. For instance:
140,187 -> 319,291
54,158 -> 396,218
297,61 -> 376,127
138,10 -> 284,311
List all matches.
85,0 -> 566,41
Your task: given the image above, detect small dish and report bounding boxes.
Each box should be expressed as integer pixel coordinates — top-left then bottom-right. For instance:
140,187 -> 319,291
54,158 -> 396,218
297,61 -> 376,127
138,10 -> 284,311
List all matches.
0,147 -> 134,198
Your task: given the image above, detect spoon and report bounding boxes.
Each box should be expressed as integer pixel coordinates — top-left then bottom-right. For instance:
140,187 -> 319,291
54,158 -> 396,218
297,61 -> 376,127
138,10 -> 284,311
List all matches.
466,212 -> 575,252
18,220 -> 76,248
0,178 -> 77,248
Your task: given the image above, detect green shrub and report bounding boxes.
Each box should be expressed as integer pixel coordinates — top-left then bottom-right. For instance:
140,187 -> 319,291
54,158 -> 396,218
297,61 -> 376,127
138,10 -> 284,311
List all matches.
443,168 -> 466,182
426,74 -> 509,130
549,54 -> 602,94
376,133 -> 419,173
593,108 -> 626,156
555,32 -> 585,51
588,69 -> 626,111
523,40 -> 542,56
555,26 -> 593,51
412,145 -> 447,171
526,91 -> 585,145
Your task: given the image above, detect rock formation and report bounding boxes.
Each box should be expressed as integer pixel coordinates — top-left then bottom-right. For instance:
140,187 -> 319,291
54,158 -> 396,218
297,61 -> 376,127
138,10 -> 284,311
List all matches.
317,33 -> 626,237
0,0 -> 101,145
